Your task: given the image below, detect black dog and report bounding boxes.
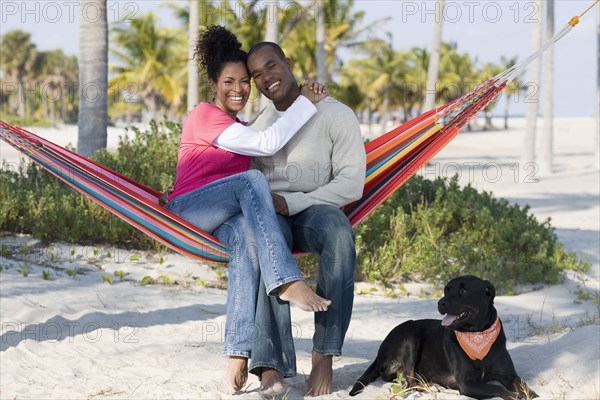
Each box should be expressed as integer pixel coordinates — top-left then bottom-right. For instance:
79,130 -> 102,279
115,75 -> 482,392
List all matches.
350,275 -> 538,399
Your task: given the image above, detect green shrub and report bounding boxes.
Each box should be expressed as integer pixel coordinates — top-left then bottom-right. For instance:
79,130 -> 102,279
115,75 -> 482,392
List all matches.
353,175 -> 589,293
0,120 -> 180,248
1,114 -> 56,128
1,120 -> 588,293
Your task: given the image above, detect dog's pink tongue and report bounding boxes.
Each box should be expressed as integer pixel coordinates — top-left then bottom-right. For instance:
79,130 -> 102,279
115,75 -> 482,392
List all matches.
442,314 -> 458,326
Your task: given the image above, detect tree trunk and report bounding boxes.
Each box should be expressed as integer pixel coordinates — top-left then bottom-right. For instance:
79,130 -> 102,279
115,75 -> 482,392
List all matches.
504,93 -> 510,130
187,0 -> 200,112
523,0 -> 543,165
77,0 -> 108,156
316,0 -> 328,83
49,90 -> 57,126
595,4 -> 600,170
424,0 -> 444,111
539,0 -> 554,175
380,89 -> 390,135
366,99 -> 373,137
259,1 -> 279,111
17,78 -> 26,119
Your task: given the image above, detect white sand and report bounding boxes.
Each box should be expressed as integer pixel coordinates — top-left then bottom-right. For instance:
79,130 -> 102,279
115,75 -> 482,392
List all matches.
1,118 -> 598,399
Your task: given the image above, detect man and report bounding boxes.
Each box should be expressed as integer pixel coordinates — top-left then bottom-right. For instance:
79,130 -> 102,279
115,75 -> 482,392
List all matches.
244,42 -> 366,396
159,42 -> 365,395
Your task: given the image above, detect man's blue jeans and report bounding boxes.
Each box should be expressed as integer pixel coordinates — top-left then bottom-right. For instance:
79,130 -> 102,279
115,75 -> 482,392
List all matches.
165,171 -> 304,357
245,204 -> 357,377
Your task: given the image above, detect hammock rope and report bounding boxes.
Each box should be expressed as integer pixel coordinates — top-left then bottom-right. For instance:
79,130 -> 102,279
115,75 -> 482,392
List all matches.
1,2 -> 595,263
499,0 -> 599,85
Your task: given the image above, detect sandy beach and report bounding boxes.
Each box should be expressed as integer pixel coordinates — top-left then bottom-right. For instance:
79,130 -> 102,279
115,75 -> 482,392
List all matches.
1,117 -> 598,399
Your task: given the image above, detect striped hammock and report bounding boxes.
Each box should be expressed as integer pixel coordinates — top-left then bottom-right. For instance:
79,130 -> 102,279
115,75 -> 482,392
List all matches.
0,79 -> 504,263
0,3 -> 592,263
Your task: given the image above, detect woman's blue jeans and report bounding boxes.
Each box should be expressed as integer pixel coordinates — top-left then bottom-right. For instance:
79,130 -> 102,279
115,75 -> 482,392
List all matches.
166,171 -> 304,357
219,205 -> 356,377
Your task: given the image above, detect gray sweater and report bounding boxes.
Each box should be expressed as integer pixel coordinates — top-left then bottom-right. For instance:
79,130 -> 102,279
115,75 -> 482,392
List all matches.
251,97 -> 367,216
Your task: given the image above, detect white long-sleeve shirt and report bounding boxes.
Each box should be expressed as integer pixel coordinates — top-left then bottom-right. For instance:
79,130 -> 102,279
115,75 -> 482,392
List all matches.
214,95 -> 316,156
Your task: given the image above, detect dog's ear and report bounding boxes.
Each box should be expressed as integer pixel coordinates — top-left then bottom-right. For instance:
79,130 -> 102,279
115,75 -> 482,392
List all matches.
485,281 -> 496,299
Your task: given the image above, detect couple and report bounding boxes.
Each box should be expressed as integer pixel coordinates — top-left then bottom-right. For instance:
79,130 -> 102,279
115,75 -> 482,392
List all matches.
164,25 -> 366,396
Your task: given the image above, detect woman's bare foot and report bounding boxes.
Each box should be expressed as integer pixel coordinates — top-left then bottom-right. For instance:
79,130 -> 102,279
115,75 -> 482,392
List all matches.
259,368 -> 286,397
227,356 -> 248,394
278,280 -> 331,312
306,353 -> 333,396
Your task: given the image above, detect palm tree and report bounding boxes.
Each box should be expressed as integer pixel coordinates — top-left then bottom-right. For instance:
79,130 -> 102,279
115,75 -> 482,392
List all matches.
404,47 -> 429,118
340,57 -> 378,136
479,62 -> 503,130
499,56 -> 523,129
283,0 -> 388,81
110,12 -> 186,121
258,1 -> 279,111
163,0 -> 259,105
539,0 -> 555,176
187,0 -> 200,112
523,0 -> 543,165
78,0 -> 108,157
316,0 -> 327,83
33,50 -> 67,124
354,37 -> 409,135
424,0 -> 444,111
61,55 -> 79,123
0,30 -> 37,119
264,0 -> 279,42
595,4 -> 599,170
438,43 -> 478,102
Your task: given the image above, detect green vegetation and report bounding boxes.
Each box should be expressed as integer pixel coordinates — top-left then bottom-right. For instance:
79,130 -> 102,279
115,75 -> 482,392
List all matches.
1,1 -> 520,129
0,120 -> 179,249
0,123 -> 589,294
353,175 -> 589,293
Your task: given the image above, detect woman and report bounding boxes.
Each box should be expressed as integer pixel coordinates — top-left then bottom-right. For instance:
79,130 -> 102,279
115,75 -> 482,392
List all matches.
165,25 -> 329,393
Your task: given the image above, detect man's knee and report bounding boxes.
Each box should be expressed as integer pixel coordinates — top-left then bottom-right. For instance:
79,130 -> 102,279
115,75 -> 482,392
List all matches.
316,206 -> 354,241
300,205 -> 355,252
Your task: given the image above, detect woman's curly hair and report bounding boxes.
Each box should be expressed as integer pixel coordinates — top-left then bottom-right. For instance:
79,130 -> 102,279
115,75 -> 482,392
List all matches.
195,25 -> 247,82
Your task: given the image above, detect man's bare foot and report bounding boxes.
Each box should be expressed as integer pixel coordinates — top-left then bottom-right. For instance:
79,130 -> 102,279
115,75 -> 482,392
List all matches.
227,356 -> 248,394
259,368 -> 285,397
306,353 -> 333,396
278,280 -> 331,312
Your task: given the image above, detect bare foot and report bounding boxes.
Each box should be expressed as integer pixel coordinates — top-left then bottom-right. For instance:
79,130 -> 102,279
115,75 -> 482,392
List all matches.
259,368 -> 286,398
278,280 -> 331,312
227,356 -> 248,394
306,353 -> 333,397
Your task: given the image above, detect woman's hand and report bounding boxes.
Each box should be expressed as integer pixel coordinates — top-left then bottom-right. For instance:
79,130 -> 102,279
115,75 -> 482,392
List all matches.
158,186 -> 174,206
300,80 -> 328,104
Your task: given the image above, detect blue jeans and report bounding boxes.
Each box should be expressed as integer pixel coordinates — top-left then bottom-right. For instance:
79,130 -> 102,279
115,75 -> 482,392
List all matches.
243,205 -> 357,377
165,171 -> 304,357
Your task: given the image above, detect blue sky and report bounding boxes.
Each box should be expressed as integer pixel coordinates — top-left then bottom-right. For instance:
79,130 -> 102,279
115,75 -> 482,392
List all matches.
1,0 -> 597,117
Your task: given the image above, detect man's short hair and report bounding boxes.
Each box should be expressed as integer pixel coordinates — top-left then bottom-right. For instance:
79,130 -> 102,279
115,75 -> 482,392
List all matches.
248,42 -> 286,60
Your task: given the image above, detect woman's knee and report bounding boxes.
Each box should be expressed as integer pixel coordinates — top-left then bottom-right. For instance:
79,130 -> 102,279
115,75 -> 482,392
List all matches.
241,170 -> 269,190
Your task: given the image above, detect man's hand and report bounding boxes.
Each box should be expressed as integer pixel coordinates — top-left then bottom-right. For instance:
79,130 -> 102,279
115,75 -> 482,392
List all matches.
271,193 -> 289,216
159,186 -> 174,206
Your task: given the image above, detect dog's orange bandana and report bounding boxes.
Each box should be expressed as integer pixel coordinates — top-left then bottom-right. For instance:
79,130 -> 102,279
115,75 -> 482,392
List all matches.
455,318 -> 501,360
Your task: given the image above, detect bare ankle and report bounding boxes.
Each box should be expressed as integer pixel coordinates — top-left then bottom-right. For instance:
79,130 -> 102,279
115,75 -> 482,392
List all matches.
259,368 -> 285,396
227,356 -> 248,394
306,353 -> 333,396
